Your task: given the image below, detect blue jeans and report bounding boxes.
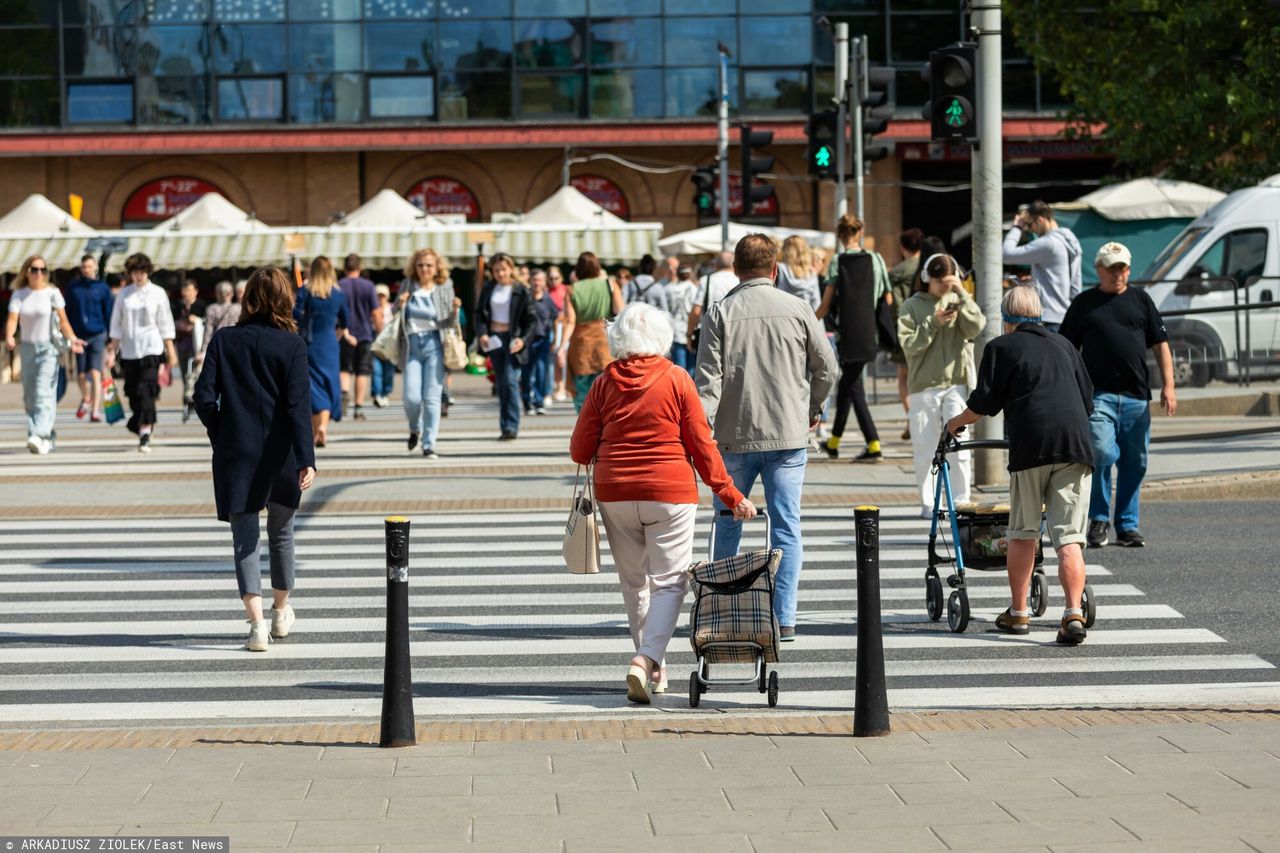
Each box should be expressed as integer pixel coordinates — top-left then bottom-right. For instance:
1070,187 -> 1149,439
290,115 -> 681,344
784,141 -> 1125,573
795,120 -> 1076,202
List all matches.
669,343 -> 695,376
490,332 -> 523,434
372,356 -> 396,398
1089,392 -> 1151,532
521,336 -> 551,409
712,448 -> 808,628
20,340 -> 59,440
403,331 -> 444,450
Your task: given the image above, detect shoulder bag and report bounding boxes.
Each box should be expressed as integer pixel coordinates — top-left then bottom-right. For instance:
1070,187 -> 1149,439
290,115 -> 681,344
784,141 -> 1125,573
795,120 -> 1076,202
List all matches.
371,308 -> 404,364
442,318 -> 468,371
687,274 -> 712,356
562,463 -> 601,574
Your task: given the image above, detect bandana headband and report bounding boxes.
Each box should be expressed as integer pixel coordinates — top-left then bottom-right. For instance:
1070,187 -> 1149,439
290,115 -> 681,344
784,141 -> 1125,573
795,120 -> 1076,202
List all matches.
1002,313 -> 1042,325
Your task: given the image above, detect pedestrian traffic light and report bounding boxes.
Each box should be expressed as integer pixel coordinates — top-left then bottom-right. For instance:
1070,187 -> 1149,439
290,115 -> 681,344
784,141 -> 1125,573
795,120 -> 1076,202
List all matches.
807,109 -> 839,180
860,65 -> 895,165
739,125 -> 775,217
690,166 -> 716,213
924,43 -> 977,142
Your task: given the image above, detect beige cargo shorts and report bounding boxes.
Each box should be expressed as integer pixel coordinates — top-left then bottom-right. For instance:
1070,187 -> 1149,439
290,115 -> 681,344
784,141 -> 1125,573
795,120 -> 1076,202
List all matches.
1008,462 -> 1092,550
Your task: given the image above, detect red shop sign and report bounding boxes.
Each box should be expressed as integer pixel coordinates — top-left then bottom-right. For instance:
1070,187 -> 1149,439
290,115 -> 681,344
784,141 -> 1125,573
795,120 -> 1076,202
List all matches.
709,175 -> 779,219
122,178 -> 224,223
406,177 -> 481,221
569,175 -> 630,220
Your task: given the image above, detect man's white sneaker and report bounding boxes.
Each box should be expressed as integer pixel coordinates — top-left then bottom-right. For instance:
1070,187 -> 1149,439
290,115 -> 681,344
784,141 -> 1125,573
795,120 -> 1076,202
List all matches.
271,604 -> 296,638
26,436 -> 42,454
246,620 -> 270,651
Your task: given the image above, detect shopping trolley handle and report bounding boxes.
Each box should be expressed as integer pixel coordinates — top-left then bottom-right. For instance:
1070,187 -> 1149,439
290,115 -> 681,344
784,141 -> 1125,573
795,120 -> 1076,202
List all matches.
717,508 -> 768,518
708,508 -> 771,557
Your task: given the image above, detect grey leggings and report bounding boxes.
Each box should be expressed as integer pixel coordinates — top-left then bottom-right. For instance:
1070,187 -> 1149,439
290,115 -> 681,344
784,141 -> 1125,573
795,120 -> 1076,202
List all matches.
230,503 -> 297,598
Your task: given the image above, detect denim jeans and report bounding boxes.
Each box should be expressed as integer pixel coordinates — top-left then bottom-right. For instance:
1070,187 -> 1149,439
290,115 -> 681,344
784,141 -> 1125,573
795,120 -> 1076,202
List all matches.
1089,392 -> 1151,532
521,336 -> 551,409
712,448 -> 808,628
20,340 -> 59,440
372,356 -> 396,398
490,332 -> 523,434
403,331 -> 444,450
669,343 -> 695,376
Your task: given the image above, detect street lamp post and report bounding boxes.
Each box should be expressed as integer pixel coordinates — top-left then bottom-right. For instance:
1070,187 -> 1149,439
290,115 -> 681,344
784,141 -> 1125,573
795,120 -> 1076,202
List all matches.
717,41 -> 732,251
833,23 -> 849,225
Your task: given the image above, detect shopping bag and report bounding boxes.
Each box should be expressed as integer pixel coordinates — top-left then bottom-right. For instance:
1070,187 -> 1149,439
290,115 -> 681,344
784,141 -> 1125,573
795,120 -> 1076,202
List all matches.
371,310 -> 404,364
562,464 -> 600,574
441,322 -> 468,371
102,376 -> 125,424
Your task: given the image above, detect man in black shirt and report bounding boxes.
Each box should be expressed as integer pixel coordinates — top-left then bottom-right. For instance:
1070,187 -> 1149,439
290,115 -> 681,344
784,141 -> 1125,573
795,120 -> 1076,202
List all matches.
1059,242 -> 1177,549
948,285 -> 1095,645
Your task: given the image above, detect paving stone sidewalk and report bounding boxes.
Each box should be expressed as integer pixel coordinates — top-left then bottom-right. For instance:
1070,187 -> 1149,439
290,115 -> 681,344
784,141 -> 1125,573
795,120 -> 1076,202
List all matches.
1,709 -> 1277,851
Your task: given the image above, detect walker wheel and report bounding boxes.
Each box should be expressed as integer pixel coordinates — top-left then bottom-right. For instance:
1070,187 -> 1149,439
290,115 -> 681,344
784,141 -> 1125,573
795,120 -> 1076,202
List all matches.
759,663 -> 767,693
947,590 -> 970,633
767,671 -> 779,707
1030,573 -> 1049,617
689,672 -> 700,708
1082,583 -> 1097,629
926,574 -> 944,621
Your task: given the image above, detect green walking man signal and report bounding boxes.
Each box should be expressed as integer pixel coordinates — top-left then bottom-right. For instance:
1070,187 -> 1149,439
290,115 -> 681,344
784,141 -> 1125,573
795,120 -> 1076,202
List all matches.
945,97 -> 967,127
814,146 -> 832,168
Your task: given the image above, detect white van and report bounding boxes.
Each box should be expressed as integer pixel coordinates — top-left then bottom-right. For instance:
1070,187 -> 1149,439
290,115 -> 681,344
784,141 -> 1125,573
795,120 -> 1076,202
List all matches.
1139,175 -> 1280,386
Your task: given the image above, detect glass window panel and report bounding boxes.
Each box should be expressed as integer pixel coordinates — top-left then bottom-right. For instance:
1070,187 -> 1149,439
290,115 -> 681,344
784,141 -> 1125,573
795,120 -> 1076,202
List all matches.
438,69 -> 510,119
740,0 -> 806,11
515,0 -> 583,15
518,72 -> 582,116
364,0 -> 435,17
440,21 -> 512,70
0,79 -> 59,127
213,0 -> 285,20
814,14 -> 884,64
515,18 -> 584,69
138,74 -> 208,123
0,27 -> 58,76
740,17 -> 809,64
1038,68 -> 1068,112
288,0 -> 362,19
1004,64 -> 1036,113
664,0 -> 733,15
662,18 -> 734,66
590,19 -> 657,67
216,76 -> 284,119
888,0 -> 954,10
365,23 -> 434,71
440,0 -> 509,16
143,0 -> 210,22
895,68 -> 926,109
889,12 -> 955,63
63,28 -> 135,76
591,0 -> 657,14
290,23 -> 361,71
212,24 -> 285,73
369,74 -> 435,117
289,71 -> 363,121
590,68 -> 661,118
665,67 -> 729,117
815,0 -> 880,9
67,81 -> 133,123
742,68 -> 806,113
137,25 -> 208,76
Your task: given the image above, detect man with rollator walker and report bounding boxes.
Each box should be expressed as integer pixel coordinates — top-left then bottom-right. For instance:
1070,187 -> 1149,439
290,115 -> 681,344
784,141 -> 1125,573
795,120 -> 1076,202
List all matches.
946,285 -> 1095,645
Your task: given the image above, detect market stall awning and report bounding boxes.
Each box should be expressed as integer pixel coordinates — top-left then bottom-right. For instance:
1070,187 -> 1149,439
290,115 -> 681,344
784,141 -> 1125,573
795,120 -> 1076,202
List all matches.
0,194 -> 98,272
339,190 -> 447,229
657,222 -> 835,256
153,192 -> 268,233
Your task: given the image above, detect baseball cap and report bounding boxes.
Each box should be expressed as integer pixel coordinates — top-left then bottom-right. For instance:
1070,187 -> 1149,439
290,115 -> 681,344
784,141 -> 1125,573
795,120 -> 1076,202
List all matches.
1095,242 -> 1132,268
375,283 -> 391,298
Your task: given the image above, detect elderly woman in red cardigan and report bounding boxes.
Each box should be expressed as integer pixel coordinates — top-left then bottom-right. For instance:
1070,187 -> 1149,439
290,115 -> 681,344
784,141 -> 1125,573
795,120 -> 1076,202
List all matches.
571,303 -> 756,705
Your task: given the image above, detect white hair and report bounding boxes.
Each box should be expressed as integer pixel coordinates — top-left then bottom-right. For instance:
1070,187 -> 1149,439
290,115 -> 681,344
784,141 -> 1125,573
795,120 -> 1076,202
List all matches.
607,303 -> 674,360
1002,284 -> 1042,320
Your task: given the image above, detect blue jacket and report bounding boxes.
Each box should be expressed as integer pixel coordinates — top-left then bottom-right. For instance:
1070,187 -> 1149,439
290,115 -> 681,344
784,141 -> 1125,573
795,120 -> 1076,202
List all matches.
63,276 -> 114,337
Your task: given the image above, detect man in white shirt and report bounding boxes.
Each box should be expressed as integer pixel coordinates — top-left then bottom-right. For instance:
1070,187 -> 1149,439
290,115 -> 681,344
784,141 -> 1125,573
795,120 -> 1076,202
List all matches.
685,251 -> 739,344
105,253 -> 178,452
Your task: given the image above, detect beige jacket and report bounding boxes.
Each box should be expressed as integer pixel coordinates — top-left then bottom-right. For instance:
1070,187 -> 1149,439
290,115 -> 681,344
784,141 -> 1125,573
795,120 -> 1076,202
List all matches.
898,290 -> 986,394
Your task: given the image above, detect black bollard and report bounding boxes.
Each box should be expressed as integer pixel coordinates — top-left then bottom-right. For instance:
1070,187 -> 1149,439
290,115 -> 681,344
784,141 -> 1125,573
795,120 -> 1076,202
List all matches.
853,505 -> 891,737
379,516 -> 416,748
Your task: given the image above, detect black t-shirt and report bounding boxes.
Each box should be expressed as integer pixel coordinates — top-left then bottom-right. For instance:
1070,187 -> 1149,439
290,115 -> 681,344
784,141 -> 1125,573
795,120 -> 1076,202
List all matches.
1059,286 -> 1167,400
966,325 -> 1095,472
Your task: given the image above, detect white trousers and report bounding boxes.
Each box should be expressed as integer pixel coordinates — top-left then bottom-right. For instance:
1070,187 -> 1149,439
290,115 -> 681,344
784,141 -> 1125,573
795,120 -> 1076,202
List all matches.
598,500 -> 696,664
909,385 -> 971,514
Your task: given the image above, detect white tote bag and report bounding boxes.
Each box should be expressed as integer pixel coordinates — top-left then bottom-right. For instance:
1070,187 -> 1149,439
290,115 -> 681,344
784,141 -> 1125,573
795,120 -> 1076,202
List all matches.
371,309 -> 404,364
562,464 -> 601,574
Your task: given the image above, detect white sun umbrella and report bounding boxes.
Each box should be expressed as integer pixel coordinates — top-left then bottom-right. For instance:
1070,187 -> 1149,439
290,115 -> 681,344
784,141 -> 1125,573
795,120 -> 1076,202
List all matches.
0,194 -> 97,272
1062,178 -> 1226,221
657,222 -> 836,256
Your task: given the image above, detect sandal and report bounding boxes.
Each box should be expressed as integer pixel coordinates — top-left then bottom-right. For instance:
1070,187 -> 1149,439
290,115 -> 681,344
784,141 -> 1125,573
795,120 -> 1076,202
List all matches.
626,663 -> 651,704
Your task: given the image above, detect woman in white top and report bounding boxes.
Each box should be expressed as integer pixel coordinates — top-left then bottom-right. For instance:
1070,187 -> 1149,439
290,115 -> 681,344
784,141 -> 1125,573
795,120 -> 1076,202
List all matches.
4,255 -> 83,454
397,248 -> 460,458
105,253 -> 178,453
776,236 -> 821,310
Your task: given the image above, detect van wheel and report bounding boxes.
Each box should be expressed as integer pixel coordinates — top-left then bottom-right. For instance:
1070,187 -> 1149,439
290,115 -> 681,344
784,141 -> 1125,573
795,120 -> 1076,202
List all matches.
1170,339 -> 1212,387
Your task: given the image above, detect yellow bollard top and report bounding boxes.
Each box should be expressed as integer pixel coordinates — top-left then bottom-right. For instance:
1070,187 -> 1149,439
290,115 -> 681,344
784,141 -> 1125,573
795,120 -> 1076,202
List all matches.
854,505 -> 880,511
385,516 -> 410,523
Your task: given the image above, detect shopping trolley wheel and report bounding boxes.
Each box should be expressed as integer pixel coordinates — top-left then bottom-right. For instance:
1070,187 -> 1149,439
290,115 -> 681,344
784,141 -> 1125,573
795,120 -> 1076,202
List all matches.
1082,583 -> 1097,629
1030,573 -> 1049,617
758,663 -> 767,694
947,590 -> 970,633
926,574 -> 944,621
689,672 -> 701,708
767,671 -> 779,707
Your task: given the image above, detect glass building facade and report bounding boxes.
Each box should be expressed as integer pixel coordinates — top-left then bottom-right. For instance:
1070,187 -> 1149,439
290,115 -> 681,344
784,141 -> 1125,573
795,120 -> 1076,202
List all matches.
0,0 -> 1057,128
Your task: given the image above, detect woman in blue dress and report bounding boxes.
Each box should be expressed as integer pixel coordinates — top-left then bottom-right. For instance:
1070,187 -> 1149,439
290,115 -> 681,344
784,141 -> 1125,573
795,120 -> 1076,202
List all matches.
294,256 -> 350,447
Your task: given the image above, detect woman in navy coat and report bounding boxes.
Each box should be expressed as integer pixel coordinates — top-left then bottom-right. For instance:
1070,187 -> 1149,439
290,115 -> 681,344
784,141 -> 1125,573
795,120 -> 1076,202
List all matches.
194,267 -> 317,652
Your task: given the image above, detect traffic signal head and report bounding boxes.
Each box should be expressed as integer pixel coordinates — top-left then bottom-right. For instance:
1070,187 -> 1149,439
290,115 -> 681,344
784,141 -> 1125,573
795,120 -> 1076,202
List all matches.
690,166 -> 716,212
861,66 -> 895,166
926,43 -> 977,142
739,125 -> 776,217
807,109 -> 838,179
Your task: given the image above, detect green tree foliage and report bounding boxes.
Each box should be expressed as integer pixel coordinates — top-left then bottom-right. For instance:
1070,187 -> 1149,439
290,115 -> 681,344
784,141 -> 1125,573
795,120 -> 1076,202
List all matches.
1006,0 -> 1280,190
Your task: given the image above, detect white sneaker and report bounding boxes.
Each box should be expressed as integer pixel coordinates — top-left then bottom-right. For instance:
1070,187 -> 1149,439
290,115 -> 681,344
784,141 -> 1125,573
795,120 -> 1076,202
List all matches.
26,435 -> 42,454
542,395 -> 554,408
270,604 -> 296,639
246,620 -> 270,651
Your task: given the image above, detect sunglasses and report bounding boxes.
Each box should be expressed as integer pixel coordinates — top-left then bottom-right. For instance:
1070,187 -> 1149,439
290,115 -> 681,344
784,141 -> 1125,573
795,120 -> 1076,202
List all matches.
416,262 -> 434,268
29,266 -> 48,274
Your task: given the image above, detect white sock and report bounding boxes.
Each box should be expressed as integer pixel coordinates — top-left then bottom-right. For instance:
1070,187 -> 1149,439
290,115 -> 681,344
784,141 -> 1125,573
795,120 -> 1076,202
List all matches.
1064,607 -> 1083,618
1010,608 -> 1030,618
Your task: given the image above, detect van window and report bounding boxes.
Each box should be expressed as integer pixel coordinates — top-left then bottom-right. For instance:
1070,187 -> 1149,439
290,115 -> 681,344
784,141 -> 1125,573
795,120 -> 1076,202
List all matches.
1142,227 -> 1208,281
1184,229 -> 1268,289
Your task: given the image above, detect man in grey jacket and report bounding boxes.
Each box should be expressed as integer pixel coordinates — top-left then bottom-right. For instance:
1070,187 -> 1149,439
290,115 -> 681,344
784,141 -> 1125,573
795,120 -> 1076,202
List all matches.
1002,201 -> 1083,332
696,233 -> 840,641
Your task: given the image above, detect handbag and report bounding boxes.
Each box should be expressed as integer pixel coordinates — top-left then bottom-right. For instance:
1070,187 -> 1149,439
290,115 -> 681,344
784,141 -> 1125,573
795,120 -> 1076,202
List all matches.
562,464 -> 601,574
102,375 -> 125,424
49,308 -> 71,355
687,274 -> 712,355
442,321 -> 467,371
371,309 -> 404,364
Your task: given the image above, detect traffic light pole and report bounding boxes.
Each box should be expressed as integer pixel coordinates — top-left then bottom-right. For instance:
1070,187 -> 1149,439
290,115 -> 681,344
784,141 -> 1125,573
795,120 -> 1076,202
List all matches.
852,35 -> 865,223
972,2 -> 1005,486
717,45 -> 731,251
833,23 -> 848,225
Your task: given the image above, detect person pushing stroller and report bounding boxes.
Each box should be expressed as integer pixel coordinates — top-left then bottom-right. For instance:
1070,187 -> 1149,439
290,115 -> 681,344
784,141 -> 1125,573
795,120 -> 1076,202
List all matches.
945,285 -> 1095,645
